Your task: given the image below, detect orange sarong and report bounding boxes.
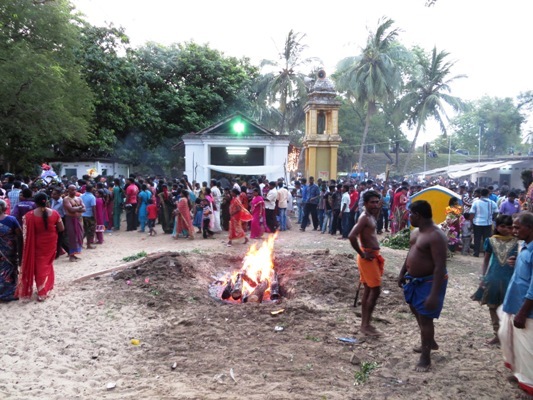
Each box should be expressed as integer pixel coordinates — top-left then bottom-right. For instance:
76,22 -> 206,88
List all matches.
357,248 -> 385,288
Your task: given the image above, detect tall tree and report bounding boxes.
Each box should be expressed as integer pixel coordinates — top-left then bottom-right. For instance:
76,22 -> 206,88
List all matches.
74,23 -> 140,157
0,0 -> 93,173
120,41 -> 258,170
334,17 -> 401,172
401,47 -> 465,174
258,30 -> 316,135
449,97 -> 524,156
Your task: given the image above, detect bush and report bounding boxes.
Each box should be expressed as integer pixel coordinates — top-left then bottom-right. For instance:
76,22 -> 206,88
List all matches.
381,228 -> 410,250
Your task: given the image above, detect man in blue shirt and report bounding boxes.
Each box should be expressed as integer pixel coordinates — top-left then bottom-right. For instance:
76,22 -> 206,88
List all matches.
470,188 -> 498,257
81,184 -> 97,249
299,176 -> 320,231
499,192 -> 520,216
500,211 -> 533,396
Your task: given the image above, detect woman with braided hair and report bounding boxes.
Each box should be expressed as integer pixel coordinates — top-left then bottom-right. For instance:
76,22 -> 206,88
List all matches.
16,192 -> 64,301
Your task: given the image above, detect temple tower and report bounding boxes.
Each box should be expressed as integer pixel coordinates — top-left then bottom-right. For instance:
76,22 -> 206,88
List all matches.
302,70 -> 342,181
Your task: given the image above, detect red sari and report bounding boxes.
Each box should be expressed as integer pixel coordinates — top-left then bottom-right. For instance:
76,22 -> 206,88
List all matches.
229,196 -> 251,240
176,197 -> 194,237
16,210 -> 60,299
250,195 -> 265,239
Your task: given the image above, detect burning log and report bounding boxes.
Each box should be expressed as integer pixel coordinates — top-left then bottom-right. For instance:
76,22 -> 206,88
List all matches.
241,271 -> 258,288
231,273 -> 243,300
246,280 -> 268,303
270,272 -> 280,301
221,279 -> 234,300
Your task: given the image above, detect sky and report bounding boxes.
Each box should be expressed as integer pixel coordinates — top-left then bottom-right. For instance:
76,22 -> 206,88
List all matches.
72,0 -> 533,142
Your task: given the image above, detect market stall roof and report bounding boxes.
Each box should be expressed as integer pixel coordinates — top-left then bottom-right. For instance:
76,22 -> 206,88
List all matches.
447,160 -> 523,178
420,160 -> 523,178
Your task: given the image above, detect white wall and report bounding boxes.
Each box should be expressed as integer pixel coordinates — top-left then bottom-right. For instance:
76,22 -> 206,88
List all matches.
183,137 -> 289,183
56,161 -> 130,179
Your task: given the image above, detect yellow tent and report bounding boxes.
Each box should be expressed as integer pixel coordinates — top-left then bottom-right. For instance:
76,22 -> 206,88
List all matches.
410,185 -> 462,225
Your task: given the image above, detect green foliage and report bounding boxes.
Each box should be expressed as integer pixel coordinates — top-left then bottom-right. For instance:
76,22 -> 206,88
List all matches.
256,30 -> 318,135
337,98 -> 409,172
449,97 -> 524,157
401,47 -> 466,174
122,251 -> 147,262
0,0 -> 93,173
354,361 -> 380,385
381,228 -> 410,250
75,36 -> 258,173
334,18 -> 402,173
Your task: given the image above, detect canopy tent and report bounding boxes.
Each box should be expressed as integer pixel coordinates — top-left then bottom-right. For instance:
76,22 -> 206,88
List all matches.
447,160 -> 523,179
410,185 -> 461,224
203,164 -> 285,176
419,160 -> 523,179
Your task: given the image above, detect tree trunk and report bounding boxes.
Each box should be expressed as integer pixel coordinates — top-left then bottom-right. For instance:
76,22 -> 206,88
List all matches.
357,110 -> 372,173
401,122 -> 423,175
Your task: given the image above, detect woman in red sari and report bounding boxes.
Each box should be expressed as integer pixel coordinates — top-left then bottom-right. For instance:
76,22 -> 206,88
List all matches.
227,188 -> 251,246
239,188 -> 250,232
95,189 -> 106,244
176,190 -> 195,240
16,192 -> 64,301
250,187 -> 266,239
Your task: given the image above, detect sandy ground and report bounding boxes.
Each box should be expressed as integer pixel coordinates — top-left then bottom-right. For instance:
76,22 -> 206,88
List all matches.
0,217 -> 524,400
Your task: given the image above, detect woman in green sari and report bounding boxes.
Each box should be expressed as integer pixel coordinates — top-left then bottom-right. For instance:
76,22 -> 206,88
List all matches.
471,214 -> 518,345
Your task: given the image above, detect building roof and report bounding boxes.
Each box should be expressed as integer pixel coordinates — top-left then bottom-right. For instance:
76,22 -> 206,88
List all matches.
182,112 -> 287,140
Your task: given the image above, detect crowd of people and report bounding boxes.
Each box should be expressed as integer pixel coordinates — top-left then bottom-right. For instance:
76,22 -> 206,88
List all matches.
343,178 -> 532,395
0,170 -> 531,395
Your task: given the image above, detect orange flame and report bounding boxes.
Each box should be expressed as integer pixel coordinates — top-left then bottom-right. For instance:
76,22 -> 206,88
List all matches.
226,233 -> 278,302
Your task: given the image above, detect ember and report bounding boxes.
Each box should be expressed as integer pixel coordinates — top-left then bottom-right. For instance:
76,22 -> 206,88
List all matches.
212,234 -> 280,304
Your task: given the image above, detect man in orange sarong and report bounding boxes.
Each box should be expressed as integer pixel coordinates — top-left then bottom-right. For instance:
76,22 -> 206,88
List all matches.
349,190 -> 384,336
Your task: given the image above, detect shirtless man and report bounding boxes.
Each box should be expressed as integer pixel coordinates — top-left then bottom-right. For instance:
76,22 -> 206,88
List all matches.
62,185 -> 86,262
348,190 -> 384,336
398,200 -> 448,372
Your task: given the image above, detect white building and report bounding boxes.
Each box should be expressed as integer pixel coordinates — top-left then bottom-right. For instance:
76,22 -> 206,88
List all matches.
56,160 -> 130,179
182,113 -> 290,184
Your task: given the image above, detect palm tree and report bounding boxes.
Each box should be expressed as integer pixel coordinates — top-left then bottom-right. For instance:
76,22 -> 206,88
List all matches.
401,47 -> 466,175
257,30 -> 317,134
334,17 -> 401,173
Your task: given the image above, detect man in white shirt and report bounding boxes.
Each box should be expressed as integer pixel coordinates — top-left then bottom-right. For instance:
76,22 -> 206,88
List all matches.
470,188 -> 498,257
7,181 -> 22,210
276,184 -> 289,231
210,179 -> 222,232
264,181 -> 278,233
340,184 -> 351,239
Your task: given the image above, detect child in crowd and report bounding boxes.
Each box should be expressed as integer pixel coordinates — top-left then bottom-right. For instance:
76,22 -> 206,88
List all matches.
146,199 -> 157,236
471,215 -> 518,345
193,197 -> 203,233
461,212 -> 472,255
